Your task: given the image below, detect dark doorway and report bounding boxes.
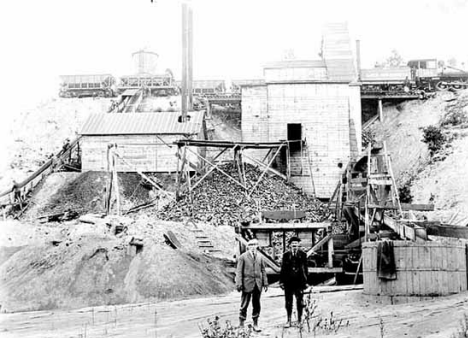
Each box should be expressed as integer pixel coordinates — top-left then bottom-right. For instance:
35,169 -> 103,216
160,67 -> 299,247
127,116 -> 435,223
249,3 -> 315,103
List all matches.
287,123 -> 302,151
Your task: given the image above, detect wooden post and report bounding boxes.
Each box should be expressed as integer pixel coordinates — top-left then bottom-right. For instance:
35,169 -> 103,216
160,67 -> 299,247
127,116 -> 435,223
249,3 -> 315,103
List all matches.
378,99 -> 383,122
327,235 -> 334,268
113,152 -> 120,216
176,145 -> 181,200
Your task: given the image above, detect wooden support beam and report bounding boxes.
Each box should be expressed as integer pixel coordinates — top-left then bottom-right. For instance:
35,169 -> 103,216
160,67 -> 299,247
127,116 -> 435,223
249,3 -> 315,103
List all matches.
248,144 -> 285,197
185,147 -> 248,191
378,99 -> 383,121
114,152 -> 174,200
243,222 -> 331,231
307,234 -> 332,257
242,152 -> 287,180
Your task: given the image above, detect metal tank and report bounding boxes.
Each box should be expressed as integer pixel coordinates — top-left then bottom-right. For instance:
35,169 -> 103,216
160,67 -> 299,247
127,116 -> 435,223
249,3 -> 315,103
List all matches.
132,50 -> 159,75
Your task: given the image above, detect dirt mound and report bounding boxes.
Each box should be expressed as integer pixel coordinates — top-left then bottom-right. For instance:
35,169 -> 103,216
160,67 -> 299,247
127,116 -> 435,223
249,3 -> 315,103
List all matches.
159,162 -> 329,226
36,171 -> 153,217
0,234 -> 233,312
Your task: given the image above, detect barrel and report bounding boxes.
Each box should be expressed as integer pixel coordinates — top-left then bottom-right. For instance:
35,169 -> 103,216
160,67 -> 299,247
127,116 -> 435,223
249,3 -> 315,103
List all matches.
363,241 -> 467,298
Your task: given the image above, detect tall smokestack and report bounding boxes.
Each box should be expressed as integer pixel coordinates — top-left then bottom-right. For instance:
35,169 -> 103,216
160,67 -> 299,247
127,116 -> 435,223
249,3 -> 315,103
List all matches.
356,39 -> 361,81
188,5 -> 193,111
181,3 -> 188,121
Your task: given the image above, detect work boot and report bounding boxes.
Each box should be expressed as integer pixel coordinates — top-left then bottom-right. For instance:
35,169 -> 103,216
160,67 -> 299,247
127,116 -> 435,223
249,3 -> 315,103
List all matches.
239,318 -> 245,328
253,318 -> 262,332
284,316 -> 292,328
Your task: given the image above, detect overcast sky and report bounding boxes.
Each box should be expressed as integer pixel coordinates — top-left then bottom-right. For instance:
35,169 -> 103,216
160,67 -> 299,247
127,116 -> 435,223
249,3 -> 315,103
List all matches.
1,0 -> 467,118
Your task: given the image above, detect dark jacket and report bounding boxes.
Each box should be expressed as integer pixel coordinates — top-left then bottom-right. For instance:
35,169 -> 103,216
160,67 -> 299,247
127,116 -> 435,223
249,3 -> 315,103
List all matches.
236,251 -> 268,292
280,250 -> 308,289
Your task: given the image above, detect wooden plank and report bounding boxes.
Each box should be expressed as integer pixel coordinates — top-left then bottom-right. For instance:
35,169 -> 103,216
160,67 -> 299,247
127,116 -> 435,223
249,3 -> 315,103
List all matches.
425,224 -> 468,239
261,210 -> 306,221
306,234 -> 332,257
243,223 -> 330,231
164,231 -> 182,249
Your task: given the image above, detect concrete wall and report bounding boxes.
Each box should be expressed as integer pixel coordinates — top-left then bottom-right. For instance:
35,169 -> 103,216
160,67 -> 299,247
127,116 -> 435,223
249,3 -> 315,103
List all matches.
242,82 -> 361,198
264,67 -> 327,83
81,134 -> 200,173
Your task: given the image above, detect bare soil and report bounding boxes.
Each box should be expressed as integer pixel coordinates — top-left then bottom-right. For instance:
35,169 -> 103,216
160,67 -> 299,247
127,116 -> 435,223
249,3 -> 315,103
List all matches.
0,287 -> 467,338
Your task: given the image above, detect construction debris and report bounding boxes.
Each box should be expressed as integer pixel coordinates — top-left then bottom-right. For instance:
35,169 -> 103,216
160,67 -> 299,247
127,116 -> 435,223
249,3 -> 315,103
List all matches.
159,162 -> 330,226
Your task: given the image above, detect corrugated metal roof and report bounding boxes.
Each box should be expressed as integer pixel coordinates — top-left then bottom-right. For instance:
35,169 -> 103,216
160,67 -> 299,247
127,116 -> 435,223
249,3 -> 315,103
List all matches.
80,112 -> 204,136
264,60 -> 326,69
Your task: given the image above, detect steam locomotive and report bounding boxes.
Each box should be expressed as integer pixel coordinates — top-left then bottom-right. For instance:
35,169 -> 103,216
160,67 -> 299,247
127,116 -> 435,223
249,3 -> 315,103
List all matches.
360,58 -> 468,97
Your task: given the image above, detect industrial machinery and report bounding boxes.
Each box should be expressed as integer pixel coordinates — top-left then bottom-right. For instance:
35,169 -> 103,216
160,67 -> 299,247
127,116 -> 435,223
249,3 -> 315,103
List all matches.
59,74 -> 117,98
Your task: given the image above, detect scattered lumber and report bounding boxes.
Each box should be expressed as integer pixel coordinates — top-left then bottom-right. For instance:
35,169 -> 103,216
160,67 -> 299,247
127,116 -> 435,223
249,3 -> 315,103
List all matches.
164,231 -> 182,249
38,210 -> 79,223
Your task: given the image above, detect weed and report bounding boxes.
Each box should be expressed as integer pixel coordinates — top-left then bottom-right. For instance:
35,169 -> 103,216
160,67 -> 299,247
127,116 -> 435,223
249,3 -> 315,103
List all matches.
451,313 -> 468,338
198,316 -> 252,338
379,317 -> 385,338
301,294 -> 349,336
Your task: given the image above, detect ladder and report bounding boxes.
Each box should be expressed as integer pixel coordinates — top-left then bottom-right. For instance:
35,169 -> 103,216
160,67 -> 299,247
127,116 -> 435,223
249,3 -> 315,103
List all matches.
364,141 -> 402,241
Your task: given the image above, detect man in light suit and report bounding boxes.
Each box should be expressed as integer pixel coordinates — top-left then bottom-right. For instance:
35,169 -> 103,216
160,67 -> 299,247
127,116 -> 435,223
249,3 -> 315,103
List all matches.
236,238 -> 268,332
279,236 -> 309,327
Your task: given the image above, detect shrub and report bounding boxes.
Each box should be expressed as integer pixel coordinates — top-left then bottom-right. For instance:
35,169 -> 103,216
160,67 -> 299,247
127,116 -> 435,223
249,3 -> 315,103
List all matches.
421,125 -> 445,156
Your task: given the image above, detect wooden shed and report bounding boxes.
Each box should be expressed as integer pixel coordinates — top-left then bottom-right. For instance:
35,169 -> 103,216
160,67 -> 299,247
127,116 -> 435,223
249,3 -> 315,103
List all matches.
241,23 -> 361,198
80,112 -> 205,172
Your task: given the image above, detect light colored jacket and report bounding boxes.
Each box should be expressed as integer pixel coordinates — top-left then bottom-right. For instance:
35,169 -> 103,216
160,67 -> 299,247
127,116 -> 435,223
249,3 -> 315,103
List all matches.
236,251 -> 268,292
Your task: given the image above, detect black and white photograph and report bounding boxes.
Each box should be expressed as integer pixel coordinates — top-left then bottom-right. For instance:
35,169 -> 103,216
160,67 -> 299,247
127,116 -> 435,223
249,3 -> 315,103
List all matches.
1,0 -> 468,337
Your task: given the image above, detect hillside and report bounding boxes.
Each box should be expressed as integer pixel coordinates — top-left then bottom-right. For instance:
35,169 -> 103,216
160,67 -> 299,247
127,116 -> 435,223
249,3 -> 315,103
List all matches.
368,90 -> 468,224
0,98 -> 112,193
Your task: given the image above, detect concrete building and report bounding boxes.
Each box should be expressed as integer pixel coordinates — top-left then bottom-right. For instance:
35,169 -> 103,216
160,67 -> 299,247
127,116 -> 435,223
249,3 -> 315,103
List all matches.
241,23 -> 361,198
80,112 -> 205,172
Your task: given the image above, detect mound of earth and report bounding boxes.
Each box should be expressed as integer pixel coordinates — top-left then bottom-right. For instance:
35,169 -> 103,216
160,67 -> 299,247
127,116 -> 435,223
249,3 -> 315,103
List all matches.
0,218 -> 235,313
159,162 -> 329,226
35,171 -> 154,217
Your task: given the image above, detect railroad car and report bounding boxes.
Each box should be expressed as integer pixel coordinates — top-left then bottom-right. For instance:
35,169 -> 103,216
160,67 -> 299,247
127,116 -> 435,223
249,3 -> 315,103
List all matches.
59,74 -> 117,98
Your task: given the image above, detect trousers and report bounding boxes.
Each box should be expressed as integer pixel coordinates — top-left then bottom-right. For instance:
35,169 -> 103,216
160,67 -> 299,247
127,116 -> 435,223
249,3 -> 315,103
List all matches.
285,286 -> 304,321
239,286 -> 262,320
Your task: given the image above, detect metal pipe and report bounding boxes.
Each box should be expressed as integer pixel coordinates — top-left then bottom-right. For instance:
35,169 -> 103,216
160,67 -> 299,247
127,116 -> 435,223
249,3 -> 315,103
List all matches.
356,39 -> 361,81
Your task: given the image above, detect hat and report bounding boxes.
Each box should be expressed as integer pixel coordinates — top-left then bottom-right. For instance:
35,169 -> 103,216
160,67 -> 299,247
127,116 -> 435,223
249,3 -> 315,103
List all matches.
247,239 -> 259,245
289,236 -> 301,244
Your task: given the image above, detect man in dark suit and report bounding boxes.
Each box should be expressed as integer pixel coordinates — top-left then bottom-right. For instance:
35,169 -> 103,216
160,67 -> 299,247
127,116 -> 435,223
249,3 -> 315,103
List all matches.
236,238 -> 268,332
279,236 -> 308,327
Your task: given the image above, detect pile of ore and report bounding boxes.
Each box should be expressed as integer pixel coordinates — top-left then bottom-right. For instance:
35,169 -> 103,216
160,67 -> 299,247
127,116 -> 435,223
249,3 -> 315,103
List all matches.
159,162 -> 331,226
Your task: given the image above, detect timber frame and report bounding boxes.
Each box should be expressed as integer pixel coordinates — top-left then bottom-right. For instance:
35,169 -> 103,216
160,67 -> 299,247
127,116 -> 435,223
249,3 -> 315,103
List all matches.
174,139 -> 292,200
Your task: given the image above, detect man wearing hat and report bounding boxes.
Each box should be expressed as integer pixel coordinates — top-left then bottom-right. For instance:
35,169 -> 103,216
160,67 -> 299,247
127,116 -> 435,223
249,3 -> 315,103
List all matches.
279,236 -> 309,327
235,238 -> 268,332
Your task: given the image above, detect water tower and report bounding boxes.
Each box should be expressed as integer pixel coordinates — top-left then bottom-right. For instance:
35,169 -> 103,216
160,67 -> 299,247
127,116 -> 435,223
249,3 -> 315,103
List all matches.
132,50 -> 159,75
